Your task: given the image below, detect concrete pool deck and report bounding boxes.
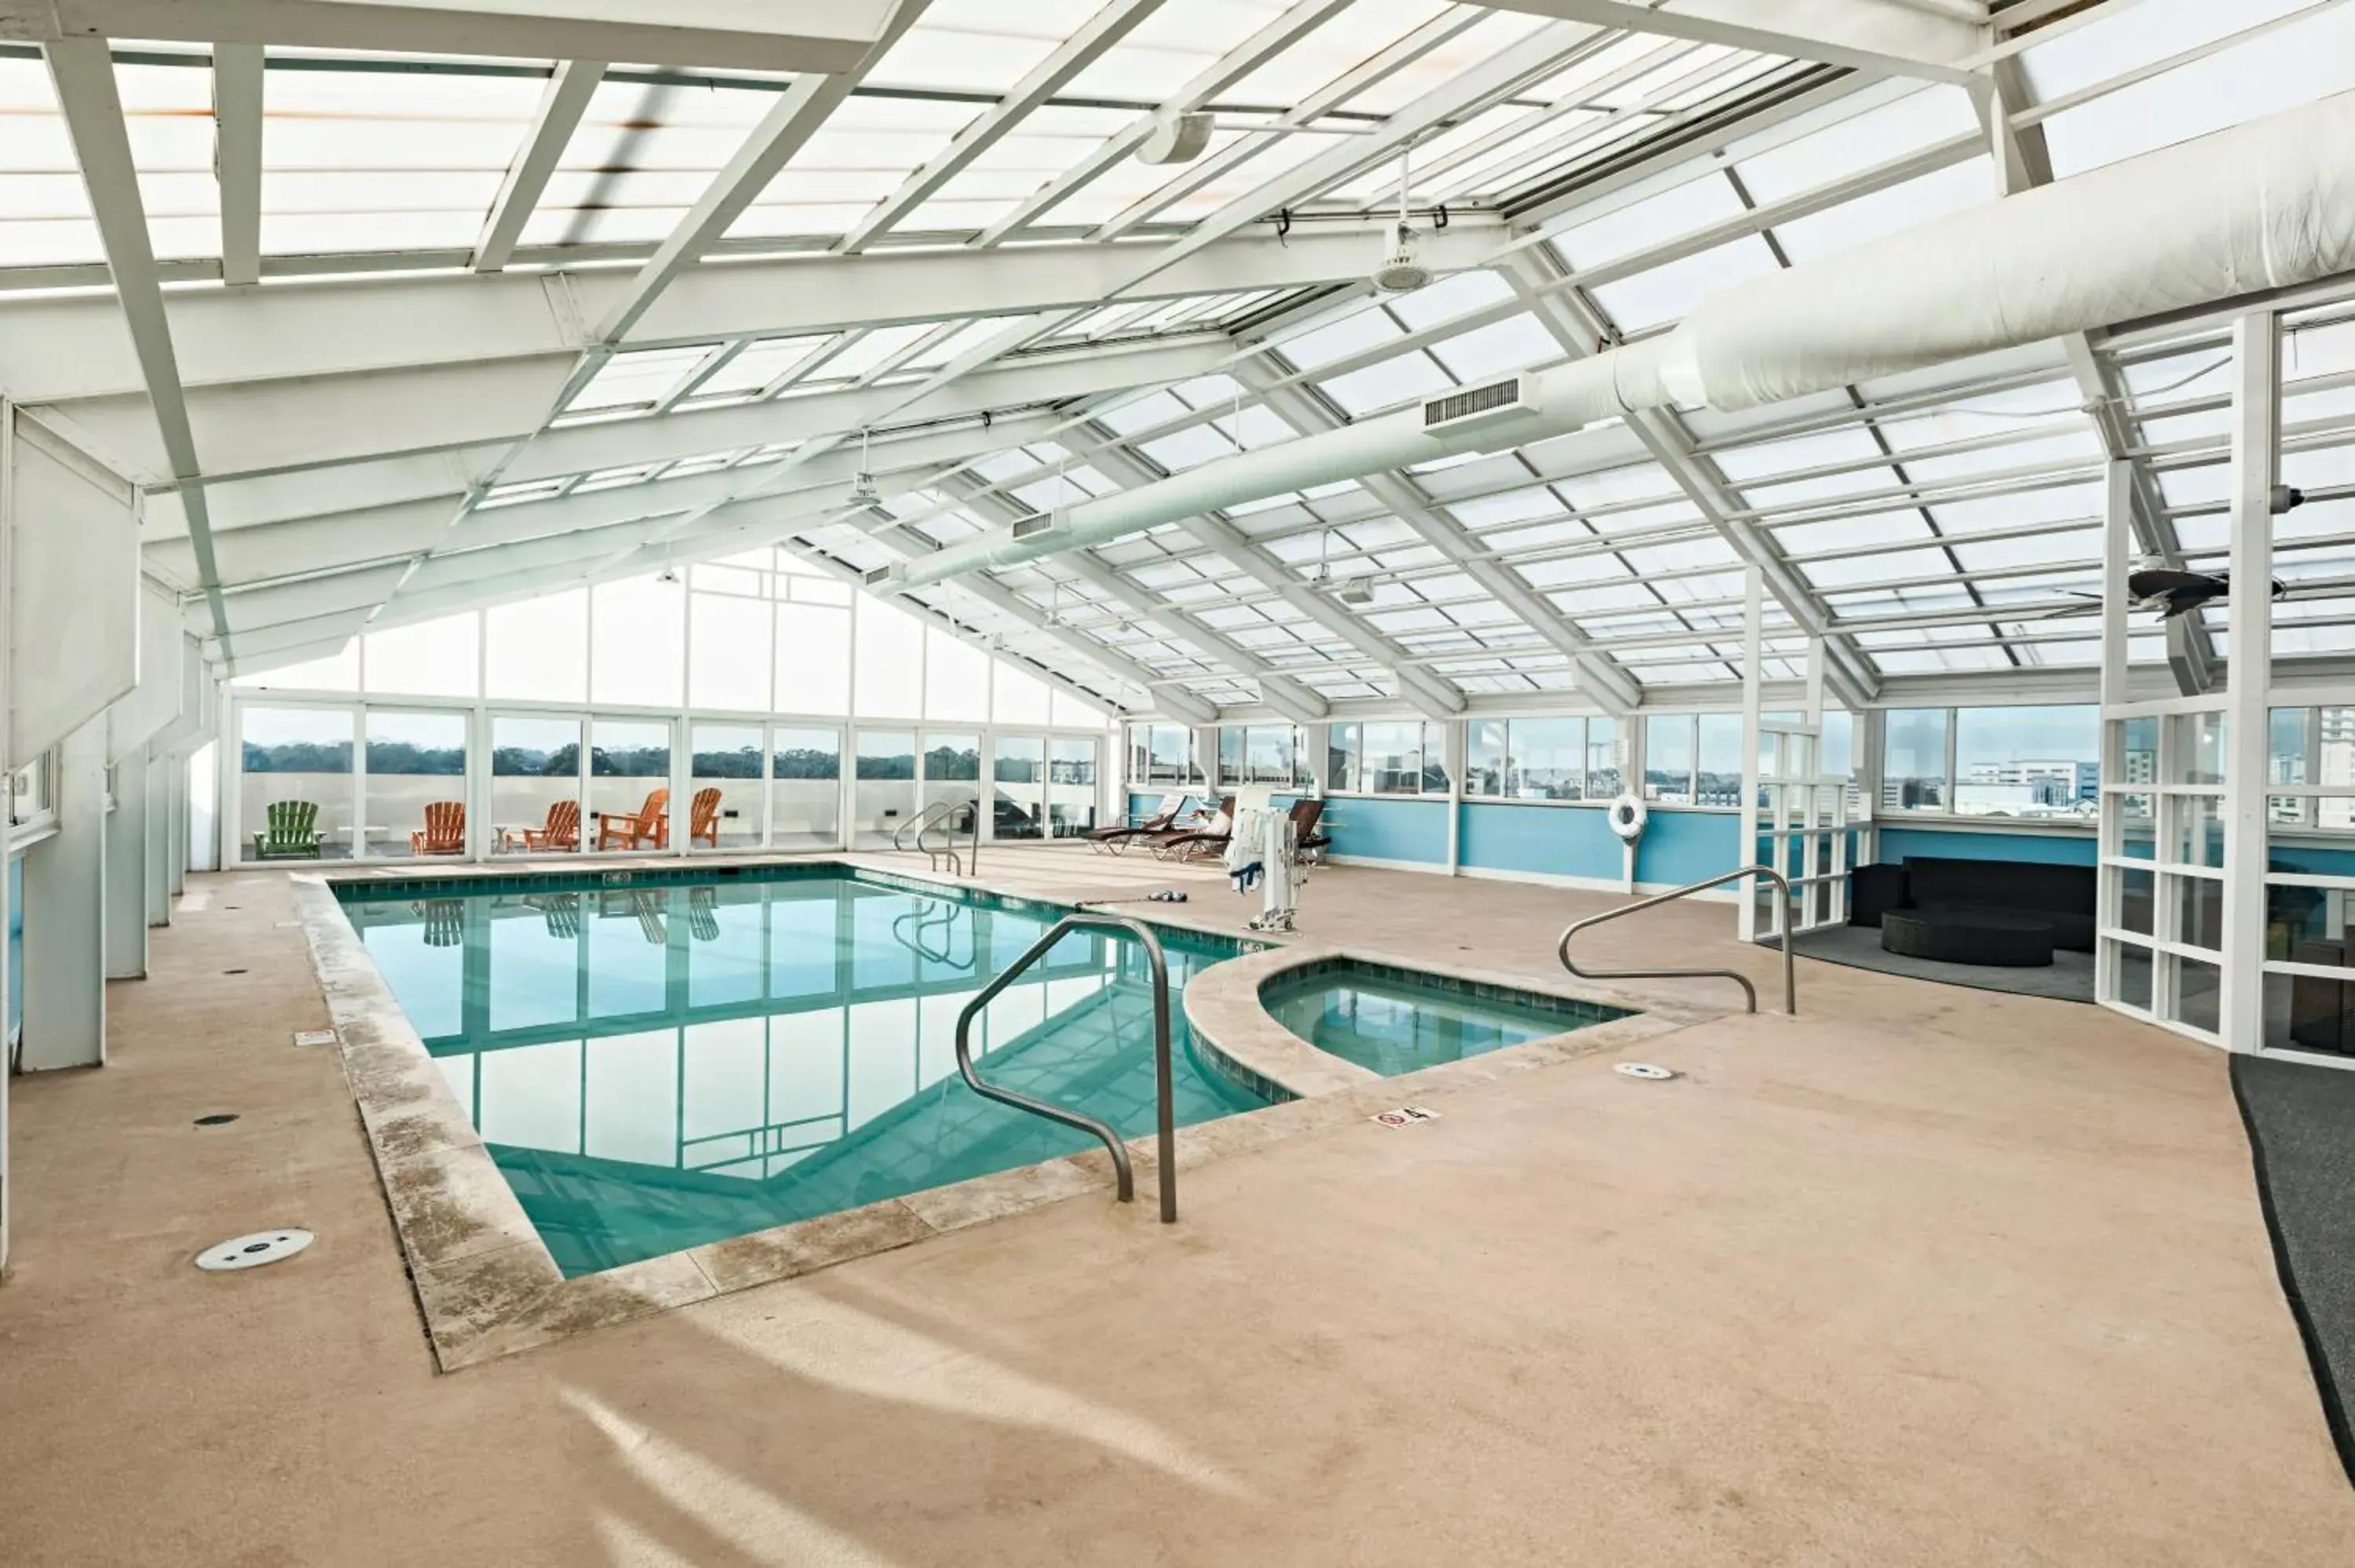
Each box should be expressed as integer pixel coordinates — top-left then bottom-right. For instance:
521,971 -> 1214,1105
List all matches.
2,848 -> 2350,1563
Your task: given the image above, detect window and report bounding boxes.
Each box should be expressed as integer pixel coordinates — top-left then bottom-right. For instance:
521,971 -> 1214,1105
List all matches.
239,706 -> 353,861
853,731 -> 917,848
490,716 -> 580,855
590,576 -> 686,709
1126,723 -> 1196,786
853,595 -> 924,719
1952,706 -> 2098,820
1345,722 -> 1448,795
364,613 -> 480,699
1327,724 -> 1359,793
770,726 -> 841,848
687,592 -> 772,713
1644,713 -> 1696,804
367,709 -> 468,859
689,722 -> 764,849
588,719 -> 670,844
1466,717 -> 1621,800
1881,708 -> 1950,811
1213,724 -> 1302,786
774,600 -> 850,717
485,591 -> 587,704
1696,714 -> 1744,807
993,736 -> 1045,841
1048,737 -> 1098,839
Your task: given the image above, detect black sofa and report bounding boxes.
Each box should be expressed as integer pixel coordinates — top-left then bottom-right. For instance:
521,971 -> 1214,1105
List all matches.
1848,855 -> 2096,953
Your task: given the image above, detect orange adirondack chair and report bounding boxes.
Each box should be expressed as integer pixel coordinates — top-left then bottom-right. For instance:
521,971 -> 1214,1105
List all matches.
411,801 -> 466,856
596,788 -> 669,850
688,786 -> 722,848
502,798 -> 580,853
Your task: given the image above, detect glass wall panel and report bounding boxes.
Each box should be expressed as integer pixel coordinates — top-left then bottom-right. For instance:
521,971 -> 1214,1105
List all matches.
924,627 -> 991,722
1880,708 -> 1949,811
1050,691 -> 1105,728
367,709 -> 469,859
853,596 -> 925,718
853,731 -> 917,848
1644,713 -> 1694,803
688,592 -> 772,713
992,661 -> 1051,726
1516,717 -> 1586,799
774,601 -> 851,716
1049,738 -> 1098,838
590,577 -> 686,709
922,733 -> 983,828
239,706 -> 353,862
993,736 -> 1045,841
770,726 -> 841,848
1363,722 -> 1432,795
1696,713 -> 1744,806
364,612 -> 480,698
1952,705 -> 2097,820
689,722 -> 764,849
1215,726 -> 1244,786
1466,720 -> 1506,796
490,715 -> 581,855
2269,707 -> 2310,827
1586,718 -> 1624,798
485,590 -> 587,703
1244,725 -> 1298,785
1327,724 -> 1359,793
589,719 -> 673,850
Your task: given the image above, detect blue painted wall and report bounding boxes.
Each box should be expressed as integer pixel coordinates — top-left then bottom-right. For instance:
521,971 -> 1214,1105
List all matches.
1460,801 -> 1623,880
1878,826 -> 2098,867
1641,810 -> 1742,887
1322,795 -> 1449,865
2267,843 -> 2355,877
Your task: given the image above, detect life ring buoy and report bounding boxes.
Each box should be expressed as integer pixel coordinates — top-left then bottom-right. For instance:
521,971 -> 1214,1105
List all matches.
1606,794 -> 1648,844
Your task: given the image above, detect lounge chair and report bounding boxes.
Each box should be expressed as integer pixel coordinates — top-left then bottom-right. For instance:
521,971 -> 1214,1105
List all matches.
1151,795 -> 1236,862
596,788 -> 669,850
1290,797 -> 1333,860
1088,790 -> 1187,855
251,799 -> 322,860
688,786 -> 722,849
501,799 -> 580,854
411,800 -> 466,856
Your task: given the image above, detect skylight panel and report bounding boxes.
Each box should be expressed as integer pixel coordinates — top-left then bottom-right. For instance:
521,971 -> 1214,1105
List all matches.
863,0 -> 1101,94
1319,350 -> 1453,417
1272,304 -> 1402,370
0,57 -> 96,268
1097,388 -> 1190,435
1218,0 -> 1462,108
1138,425 -> 1239,472
565,345 -> 713,414
1586,235 -> 1780,334
1345,8 -> 1558,115
1059,4 -> 1278,100
1770,158 -> 1996,264
1547,172 -> 1745,273
685,336 -> 834,402
1152,126 -> 1354,223
2018,0 -> 2318,101
1731,84 -> 1978,206
1426,315 -> 1561,385
116,61 -> 219,263
802,322 -> 937,383
2035,3 -> 2355,177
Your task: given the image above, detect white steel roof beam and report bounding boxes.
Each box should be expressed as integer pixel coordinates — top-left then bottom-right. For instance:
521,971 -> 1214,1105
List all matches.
3,2 -> 897,73
1459,1 -> 1985,85
42,36 -> 229,642
472,60 -> 606,274
209,44 -> 261,287
839,0 -> 1164,254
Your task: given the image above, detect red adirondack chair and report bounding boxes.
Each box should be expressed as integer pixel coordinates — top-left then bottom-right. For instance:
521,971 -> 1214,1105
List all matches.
410,801 -> 466,856
501,798 -> 580,853
688,786 -> 722,848
596,788 -> 669,850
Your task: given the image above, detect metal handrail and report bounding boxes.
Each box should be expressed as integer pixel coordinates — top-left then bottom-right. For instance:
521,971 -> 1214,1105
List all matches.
1557,865 -> 1797,1015
893,800 -> 956,855
954,913 -> 1178,1223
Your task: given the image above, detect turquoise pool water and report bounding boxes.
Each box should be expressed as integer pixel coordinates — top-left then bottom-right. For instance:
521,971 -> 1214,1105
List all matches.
338,869 -> 1267,1276
1261,961 -> 1625,1078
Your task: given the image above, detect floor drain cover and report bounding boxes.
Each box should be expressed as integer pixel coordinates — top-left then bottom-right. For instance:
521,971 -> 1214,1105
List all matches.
1615,1063 -> 1678,1081
195,1230 -> 313,1271
292,1029 -> 338,1048
193,1113 -> 239,1126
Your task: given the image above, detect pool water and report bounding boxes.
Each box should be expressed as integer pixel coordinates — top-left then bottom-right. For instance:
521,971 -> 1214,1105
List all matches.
1261,961 -> 1623,1078
338,870 -> 1266,1275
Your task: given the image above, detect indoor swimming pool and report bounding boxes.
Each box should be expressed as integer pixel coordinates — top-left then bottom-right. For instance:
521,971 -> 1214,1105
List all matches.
1261,959 -> 1629,1078
337,869 -> 1268,1275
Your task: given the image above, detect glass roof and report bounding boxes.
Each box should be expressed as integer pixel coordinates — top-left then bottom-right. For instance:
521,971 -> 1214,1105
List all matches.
13,2 -> 2350,713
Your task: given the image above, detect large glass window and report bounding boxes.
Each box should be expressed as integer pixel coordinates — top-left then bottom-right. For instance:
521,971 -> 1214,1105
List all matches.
1126,723 -> 1196,786
922,733 -> 983,828
367,709 -> 469,859
490,715 -> 580,855
485,591 -> 587,703
1644,713 -> 1696,804
1213,724 -> 1302,786
239,706 -> 352,862
1952,706 -> 2098,820
364,614 -> 480,699
1049,737 -> 1098,838
1327,724 -> 1360,793
1466,717 -> 1616,800
687,591 -> 772,713
590,577 -> 686,709
1359,722 -> 1447,794
923,626 -> 991,722
589,719 -> 672,850
1696,713 -> 1744,806
774,600 -> 850,716
689,722 -> 764,849
992,736 -> 1045,841
853,596 -> 924,719
853,731 -> 916,848
769,726 -> 841,848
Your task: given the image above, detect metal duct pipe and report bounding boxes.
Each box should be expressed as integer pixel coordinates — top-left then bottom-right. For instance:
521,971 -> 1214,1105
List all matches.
889,89 -> 2355,594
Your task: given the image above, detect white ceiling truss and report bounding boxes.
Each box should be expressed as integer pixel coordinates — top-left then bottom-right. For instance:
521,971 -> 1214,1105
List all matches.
10,0 -> 2355,717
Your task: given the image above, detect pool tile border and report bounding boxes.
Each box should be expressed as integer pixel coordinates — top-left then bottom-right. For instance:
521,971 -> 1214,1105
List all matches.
295,856 -> 1721,1371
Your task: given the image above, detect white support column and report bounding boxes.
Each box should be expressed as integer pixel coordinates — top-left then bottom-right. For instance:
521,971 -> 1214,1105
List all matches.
170,749 -> 191,891
1738,564 -> 1764,942
20,716 -> 109,1070
1444,719 -> 1463,877
2221,312 -> 2280,1052
103,743 -> 147,979
144,749 -> 171,925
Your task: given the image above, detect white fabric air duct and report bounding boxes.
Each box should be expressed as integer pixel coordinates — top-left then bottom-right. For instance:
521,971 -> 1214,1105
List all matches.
890,89 -> 2355,593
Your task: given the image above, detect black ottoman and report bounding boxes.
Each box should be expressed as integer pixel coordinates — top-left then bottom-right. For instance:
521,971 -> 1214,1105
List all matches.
1882,909 -> 2055,968
1849,863 -> 1908,928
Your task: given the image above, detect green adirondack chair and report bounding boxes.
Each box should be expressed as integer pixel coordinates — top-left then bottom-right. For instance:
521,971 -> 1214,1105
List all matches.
252,799 -> 323,859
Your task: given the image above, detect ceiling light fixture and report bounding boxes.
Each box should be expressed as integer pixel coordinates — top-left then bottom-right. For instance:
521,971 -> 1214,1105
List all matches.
1373,148 -> 1432,295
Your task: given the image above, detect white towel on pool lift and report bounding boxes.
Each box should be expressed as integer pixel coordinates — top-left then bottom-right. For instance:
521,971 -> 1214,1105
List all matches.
1225,805 -> 1269,892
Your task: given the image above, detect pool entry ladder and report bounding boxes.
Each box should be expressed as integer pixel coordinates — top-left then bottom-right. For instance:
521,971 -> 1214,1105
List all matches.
954,912 -> 1180,1223
1557,866 -> 1798,1015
